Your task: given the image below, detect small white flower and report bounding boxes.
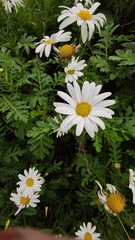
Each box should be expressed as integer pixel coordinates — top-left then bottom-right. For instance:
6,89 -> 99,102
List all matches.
2,0 -> 24,13
129,168 -> 135,204
75,222 -> 100,240
35,30 -> 72,57
95,180 -> 125,215
84,0 -> 95,7
54,81 -> 115,138
10,191 -> 40,215
50,115 -> 68,137
57,2 -> 106,43
17,167 -> 45,197
64,56 -> 87,83
131,224 -> 135,230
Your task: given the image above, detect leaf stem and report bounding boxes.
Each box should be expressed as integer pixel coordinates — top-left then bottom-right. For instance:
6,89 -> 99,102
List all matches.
116,214 -> 131,240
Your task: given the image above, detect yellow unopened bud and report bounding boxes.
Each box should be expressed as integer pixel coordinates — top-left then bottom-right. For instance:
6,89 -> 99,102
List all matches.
0,68 -> 4,72
114,163 -> 121,169
45,206 -> 48,216
58,234 -> 62,238
5,219 -> 11,231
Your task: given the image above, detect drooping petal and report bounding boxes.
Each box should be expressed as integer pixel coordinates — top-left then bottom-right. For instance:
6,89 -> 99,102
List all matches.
88,115 -> 105,130
45,44 -> 51,57
76,117 -> 85,136
84,117 -> 95,138
61,115 -> 76,130
81,22 -> 88,43
59,17 -> 77,29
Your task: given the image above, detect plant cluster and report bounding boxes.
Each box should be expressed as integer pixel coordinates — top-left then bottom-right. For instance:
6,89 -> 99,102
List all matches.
0,0 -> 135,239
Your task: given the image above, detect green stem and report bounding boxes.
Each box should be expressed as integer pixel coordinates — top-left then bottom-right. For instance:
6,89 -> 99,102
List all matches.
116,214 -> 131,240
22,212 -> 27,227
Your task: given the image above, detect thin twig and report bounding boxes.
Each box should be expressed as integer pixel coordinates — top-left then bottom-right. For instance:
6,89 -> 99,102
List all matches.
76,131 -> 91,174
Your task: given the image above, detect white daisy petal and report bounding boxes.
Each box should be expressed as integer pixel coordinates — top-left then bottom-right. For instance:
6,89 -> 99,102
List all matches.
84,117 -> 95,138
129,169 -> 135,204
74,81 -> 81,102
81,22 -> 88,43
91,109 -> 113,118
82,81 -> 90,101
88,115 -> 105,130
90,92 -> 112,105
59,17 -> 77,29
90,2 -> 100,14
87,82 -> 96,101
72,115 -> 82,124
90,225 -> 96,234
45,44 -> 51,57
87,222 -> 92,230
58,91 -> 76,107
55,106 -> 75,115
76,118 -> 85,136
61,115 -> 76,129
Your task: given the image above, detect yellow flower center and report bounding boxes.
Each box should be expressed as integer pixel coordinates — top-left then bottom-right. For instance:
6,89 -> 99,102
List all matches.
76,102 -> 91,117
107,193 -> 125,213
20,196 -> 30,205
84,232 -> 92,240
60,44 -> 74,58
77,10 -> 92,20
67,69 -> 75,75
26,178 -> 34,187
45,39 -> 51,44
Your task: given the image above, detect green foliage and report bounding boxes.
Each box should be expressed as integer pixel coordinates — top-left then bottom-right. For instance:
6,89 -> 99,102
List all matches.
0,94 -> 29,123
15,33 -> 37,55
27,121 -> 55,159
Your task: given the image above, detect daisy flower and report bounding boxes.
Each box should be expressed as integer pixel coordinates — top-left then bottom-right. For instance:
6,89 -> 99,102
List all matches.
35,30 -> 72,57
2,0 -> 24,13
95,180 -> 125,216
10,191 -> 40,215
57,2 -> 106,43
17,167 -> 45,197
75,222 -> 100,240
64,56 -> 87,83
129,169 -> 135,204
54,81 -> 115,138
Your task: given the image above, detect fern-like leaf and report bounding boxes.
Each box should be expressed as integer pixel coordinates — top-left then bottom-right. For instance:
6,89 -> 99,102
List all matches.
0,94 -> 29,123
